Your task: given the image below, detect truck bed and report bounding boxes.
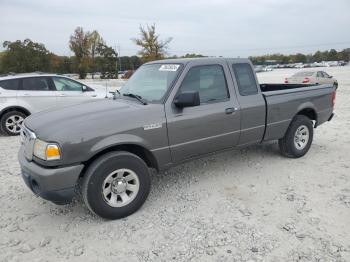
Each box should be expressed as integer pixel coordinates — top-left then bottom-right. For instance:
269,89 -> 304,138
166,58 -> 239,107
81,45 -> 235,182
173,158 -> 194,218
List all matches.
260,83 -> 335,142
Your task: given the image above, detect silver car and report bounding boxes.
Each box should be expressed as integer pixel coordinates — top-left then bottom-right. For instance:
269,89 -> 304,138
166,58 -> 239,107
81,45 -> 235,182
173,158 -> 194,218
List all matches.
285,71 -> 338,88
0,73 -> 110,135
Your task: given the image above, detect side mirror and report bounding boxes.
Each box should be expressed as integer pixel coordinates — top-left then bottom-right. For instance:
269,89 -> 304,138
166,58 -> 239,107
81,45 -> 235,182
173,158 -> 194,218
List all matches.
82,85 -> 87,92
174,91 -> 200,108
328,75 -> 333,78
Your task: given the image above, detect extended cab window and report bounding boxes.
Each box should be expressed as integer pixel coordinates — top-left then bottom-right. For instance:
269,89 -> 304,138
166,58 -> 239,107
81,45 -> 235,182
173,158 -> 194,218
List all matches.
22,77 -> 51,91
232,63 -> 258,96
180,65 -> 229,103
52,77 -> 84,91
0,79 -> 19,90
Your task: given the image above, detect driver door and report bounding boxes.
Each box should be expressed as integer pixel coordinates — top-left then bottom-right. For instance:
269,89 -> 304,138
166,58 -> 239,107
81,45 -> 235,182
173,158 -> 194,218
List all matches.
52,77 -> 96,107
165,62 -> 240,163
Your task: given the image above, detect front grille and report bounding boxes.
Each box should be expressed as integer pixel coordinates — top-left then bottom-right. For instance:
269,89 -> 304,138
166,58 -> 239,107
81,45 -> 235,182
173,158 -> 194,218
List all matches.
21,125 -> 36,161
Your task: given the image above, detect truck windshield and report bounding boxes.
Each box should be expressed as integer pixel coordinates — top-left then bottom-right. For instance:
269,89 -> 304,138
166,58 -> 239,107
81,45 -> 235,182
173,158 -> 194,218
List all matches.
119,63 -> 182,103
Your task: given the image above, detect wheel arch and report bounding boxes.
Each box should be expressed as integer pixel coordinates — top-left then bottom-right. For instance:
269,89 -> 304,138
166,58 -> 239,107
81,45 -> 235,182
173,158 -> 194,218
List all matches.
81,143 -> 159,178
0,106 -> 31,119
296,107 -> 318,127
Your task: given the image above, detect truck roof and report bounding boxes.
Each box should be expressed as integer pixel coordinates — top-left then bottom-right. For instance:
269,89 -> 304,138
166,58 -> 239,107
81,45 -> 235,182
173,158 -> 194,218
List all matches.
146,57 -> 251,65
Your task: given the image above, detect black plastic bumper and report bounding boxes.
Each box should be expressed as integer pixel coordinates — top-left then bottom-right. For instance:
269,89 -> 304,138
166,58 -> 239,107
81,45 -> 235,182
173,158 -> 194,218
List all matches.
328,113 -> 334,122
21,172 -> 76,205
18,147 -> 84,205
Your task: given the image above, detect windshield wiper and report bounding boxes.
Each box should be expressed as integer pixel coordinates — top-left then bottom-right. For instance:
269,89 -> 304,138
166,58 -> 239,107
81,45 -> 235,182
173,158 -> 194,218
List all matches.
123,93 -> 148,105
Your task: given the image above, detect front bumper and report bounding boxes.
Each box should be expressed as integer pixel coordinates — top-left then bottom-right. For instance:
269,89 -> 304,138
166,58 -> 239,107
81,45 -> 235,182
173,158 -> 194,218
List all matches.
18,147 -> 84,205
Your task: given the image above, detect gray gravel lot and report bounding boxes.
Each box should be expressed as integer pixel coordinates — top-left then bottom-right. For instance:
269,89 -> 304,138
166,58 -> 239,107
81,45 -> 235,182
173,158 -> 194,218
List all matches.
0,67 -> 349,261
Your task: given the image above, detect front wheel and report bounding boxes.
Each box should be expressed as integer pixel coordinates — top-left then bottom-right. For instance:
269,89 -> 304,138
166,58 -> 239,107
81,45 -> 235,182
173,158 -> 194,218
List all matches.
278,115 -> 314,158
81,151 -> 151,219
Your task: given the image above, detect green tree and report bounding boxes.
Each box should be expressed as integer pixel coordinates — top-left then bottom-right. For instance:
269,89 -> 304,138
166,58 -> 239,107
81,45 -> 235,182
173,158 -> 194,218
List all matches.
337,48 -> 350,61
120,56 -> 142,71
313,51 -> 323,62
1,39 -> 51,73
50,55 -> 73,74
290,53 -> 307,63
0,52 -> 4,73
69,27 -> 91,79
327,49 -> 338,61
132,24 -> 172,62
96,43 -> 118,78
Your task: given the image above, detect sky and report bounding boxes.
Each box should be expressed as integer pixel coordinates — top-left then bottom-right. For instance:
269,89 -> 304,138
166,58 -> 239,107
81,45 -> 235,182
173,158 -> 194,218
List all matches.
1,0 -> 350,57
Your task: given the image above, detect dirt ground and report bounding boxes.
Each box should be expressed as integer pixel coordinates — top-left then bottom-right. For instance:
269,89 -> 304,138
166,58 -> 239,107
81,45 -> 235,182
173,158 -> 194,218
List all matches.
0,66 -> 349,262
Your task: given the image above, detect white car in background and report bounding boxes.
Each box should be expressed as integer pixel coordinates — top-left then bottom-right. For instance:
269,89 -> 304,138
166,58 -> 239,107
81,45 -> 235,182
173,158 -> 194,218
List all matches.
284,71 -> 338,88
0,73 -> 111,135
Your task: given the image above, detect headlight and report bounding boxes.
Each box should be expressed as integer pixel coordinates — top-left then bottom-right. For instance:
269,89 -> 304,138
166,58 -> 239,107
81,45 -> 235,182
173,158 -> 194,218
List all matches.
33,139 -> 61,161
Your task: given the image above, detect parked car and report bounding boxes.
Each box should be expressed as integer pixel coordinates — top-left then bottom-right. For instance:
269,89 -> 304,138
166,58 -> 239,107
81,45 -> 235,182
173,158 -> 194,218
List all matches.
0,73 -> 111,135
284,71 -> 338,88
18,58 -> 336,219
254,65 -> 264,73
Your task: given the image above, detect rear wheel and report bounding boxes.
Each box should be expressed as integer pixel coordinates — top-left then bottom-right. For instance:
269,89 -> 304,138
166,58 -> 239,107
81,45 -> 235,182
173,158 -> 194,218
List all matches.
81,151 -> 151,219
0,110 -> 26,136
278,115 -> 313,158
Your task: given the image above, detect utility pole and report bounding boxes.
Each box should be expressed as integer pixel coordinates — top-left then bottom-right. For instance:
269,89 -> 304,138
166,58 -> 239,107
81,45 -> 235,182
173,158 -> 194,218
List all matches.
117,44 -> 121,72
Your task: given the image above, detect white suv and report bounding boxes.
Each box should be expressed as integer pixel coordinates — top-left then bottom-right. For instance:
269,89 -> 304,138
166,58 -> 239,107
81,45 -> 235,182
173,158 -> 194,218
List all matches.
0,73 -> 110,135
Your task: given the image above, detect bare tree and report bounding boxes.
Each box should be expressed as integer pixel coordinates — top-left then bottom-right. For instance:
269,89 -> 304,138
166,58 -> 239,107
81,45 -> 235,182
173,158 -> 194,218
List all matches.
132,24 -> 172,62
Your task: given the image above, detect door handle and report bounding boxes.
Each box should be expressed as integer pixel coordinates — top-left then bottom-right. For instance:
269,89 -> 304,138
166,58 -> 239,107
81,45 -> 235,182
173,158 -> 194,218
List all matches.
23,93 -> 31,96
225,107 -> 236,114
59,94 -> 66,97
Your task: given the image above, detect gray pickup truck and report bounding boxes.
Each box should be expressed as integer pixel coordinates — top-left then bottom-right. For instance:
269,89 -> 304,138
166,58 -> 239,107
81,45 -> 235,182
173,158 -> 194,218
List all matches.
18,58 -> 336,219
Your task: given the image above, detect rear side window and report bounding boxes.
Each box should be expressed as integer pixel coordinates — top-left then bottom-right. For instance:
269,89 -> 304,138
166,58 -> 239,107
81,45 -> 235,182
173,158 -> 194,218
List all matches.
22,77 -> 51,91
316,72 -> 323,77
232,63 -> 258,96
52,77 -> 83,91
0,79 -> 19,90
322,72 -> 329,78
180,65 -> 229,103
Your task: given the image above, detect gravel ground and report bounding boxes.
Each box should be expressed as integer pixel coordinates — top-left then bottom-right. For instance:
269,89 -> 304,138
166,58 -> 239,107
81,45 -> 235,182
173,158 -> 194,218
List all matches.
1,67 -> 350,262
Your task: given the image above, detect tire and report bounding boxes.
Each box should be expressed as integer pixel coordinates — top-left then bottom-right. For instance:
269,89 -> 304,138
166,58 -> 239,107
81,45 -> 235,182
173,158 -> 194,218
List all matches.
0,110 -> 27,136
81,151 -> 151,219
278,115 -> 314,158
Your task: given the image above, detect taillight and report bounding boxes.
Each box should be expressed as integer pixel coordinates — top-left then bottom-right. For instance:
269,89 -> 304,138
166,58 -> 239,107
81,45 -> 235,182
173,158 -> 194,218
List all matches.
332,92 -> 336,107
302,77 -> 310,83
284,78 -> 288,83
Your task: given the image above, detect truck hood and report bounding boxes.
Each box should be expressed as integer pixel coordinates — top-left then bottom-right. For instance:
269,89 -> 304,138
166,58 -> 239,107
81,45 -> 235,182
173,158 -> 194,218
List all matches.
24,98 -> 149,141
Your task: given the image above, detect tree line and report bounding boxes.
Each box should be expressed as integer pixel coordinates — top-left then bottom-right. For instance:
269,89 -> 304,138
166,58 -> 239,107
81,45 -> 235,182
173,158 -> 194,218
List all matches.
249,48 -> 350,65
0,24 -> 349,78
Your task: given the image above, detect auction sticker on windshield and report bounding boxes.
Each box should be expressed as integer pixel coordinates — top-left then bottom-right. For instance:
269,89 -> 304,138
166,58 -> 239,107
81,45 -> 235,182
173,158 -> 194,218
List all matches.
159,64 -> 180,71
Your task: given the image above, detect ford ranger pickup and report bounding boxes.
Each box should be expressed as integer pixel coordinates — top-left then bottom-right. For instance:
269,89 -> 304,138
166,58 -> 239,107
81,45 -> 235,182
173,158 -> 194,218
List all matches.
18,58 -> 336,219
